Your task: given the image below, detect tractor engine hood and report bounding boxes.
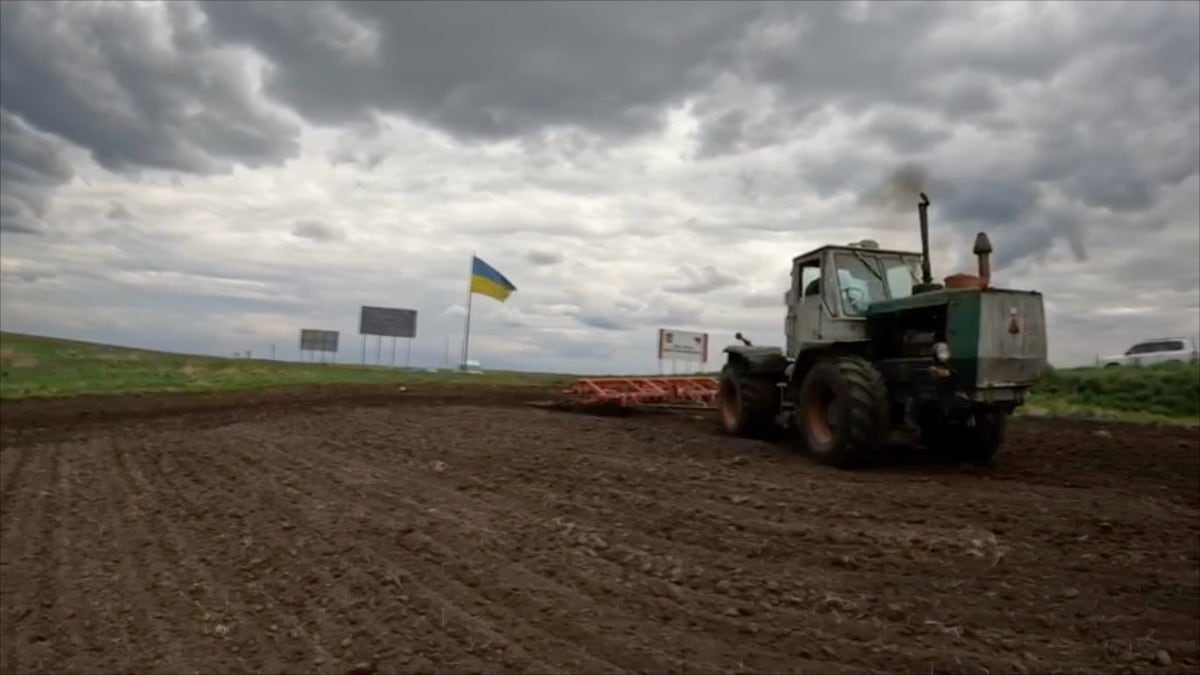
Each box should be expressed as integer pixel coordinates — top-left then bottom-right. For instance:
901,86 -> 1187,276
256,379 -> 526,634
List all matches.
868,287 -> 1048,392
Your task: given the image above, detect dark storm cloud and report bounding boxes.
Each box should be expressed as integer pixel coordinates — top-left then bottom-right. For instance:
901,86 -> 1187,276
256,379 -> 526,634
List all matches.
7,1 -> 1191,264
107,203 -> 136,221
691,2 -> 959,157
328,121 -> 390,169
862,164 -> 1088,266
330,148 -> 387,170
696,110 -> 749,159
577,314 -> 627,331
864,117 -> 951,155
0,111 -> 73,234
291,220 -> 345,243
665,265 -> 739,295
198,0 -> 766,140
527,249 -> 564,266
0,0 -> 1195,371
687,1 -> 1196,270
742,291 -> 782,309
0,1 -> 301,175
799,156 -> 866,200
1033,121 -> 1198,215
937,79 -> 1001,119
1113,248 -> 1200,295
854,162 -> 1093,268
941,180 -> 1039,228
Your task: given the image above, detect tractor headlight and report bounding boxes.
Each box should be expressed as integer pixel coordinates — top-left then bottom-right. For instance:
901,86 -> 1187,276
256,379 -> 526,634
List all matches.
933,342 -> 951,363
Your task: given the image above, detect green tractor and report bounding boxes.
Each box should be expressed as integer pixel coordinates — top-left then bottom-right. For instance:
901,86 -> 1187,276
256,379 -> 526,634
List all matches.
718,193 -> 1047,467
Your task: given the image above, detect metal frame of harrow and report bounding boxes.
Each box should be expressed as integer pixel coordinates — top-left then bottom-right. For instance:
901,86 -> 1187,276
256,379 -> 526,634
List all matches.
566,376 -> 720,409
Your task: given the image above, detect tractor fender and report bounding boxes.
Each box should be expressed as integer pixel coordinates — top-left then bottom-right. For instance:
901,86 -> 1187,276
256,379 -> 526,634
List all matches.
788,344 -> 869,386
723,345 -> 789,377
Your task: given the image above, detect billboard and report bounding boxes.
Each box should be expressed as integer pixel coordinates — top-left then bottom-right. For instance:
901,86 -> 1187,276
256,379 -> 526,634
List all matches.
299,329 -> 339,352
658,328 -> 708,363
359,306 -> 418,338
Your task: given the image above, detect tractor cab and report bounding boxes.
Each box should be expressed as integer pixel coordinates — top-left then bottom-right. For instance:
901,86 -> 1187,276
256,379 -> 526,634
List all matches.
785,241 -> 924,358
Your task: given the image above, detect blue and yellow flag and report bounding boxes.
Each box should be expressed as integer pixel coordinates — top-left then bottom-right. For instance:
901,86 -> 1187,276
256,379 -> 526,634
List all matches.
470,255 -> 517,302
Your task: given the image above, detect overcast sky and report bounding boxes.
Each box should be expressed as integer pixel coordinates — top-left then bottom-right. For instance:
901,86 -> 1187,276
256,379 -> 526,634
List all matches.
1,0 -> 1197,373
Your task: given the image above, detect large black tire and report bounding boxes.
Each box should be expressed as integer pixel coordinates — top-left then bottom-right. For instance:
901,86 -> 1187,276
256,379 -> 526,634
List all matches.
795,355 -> 888,468
920,408 -> 1008,464
718,364 -> 778,437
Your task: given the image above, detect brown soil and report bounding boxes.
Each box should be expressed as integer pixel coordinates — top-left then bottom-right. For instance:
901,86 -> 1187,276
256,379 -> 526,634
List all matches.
1,386 -> 1197,674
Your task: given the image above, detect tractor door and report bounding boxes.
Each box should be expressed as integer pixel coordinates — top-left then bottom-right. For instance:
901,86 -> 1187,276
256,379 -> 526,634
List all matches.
788,258 -> 824,355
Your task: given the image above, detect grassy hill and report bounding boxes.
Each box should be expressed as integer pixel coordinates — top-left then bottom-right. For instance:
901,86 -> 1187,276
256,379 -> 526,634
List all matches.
2,332 -> 1197,425
1023,361 -> 1199,424
0,332 -> 570,399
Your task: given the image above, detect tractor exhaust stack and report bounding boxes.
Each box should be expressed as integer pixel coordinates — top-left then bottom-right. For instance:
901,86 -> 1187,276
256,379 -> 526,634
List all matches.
918,192 -> 932,285
914,192 -> 943,293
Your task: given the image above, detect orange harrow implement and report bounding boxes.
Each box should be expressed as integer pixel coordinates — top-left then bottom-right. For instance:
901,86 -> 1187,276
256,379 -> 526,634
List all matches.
565,376 -> 721,409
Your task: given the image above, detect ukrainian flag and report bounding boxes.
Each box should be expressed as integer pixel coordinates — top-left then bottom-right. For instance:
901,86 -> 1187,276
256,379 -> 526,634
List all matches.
470,255 -> 517,302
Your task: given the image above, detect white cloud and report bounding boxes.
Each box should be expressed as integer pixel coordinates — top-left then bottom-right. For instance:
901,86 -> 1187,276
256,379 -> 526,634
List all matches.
0,1 -> 1196,373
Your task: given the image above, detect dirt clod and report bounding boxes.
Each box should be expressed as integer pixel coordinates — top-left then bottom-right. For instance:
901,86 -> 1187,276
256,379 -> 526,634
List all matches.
399,532 -> 434,551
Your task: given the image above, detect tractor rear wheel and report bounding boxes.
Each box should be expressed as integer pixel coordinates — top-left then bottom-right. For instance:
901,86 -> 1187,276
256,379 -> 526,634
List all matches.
718,365 -> 777,437
795,355 -> 888,468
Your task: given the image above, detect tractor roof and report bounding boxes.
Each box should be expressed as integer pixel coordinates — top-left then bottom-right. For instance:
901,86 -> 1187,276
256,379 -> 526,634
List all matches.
792,243 -> 922,262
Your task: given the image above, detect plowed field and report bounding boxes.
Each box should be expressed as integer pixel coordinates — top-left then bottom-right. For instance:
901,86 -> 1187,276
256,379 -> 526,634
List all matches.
2,386 -> 1197,674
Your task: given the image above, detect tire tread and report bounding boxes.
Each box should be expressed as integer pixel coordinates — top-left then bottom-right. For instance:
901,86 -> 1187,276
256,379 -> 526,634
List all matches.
799,355 -> 888,468
720,365 -> 778,436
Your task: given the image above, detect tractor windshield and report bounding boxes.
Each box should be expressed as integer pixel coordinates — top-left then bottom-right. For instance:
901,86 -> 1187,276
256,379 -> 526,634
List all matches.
834,253 -> 922,315
880,255 -> 922,300
835,254 -> 886,315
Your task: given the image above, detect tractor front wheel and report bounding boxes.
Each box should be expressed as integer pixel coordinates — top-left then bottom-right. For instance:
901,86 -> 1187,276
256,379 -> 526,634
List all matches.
920,408 -> 1008,464
795,356 -> 888,468
956,409 -> 1007,463
718,365 -> 777,437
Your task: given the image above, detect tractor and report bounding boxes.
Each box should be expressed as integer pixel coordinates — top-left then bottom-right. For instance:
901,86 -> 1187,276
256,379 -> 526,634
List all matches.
718,193 -> 1047,467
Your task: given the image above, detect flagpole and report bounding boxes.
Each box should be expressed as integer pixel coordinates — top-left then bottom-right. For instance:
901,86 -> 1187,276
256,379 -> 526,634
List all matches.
461,253 -> 474,369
